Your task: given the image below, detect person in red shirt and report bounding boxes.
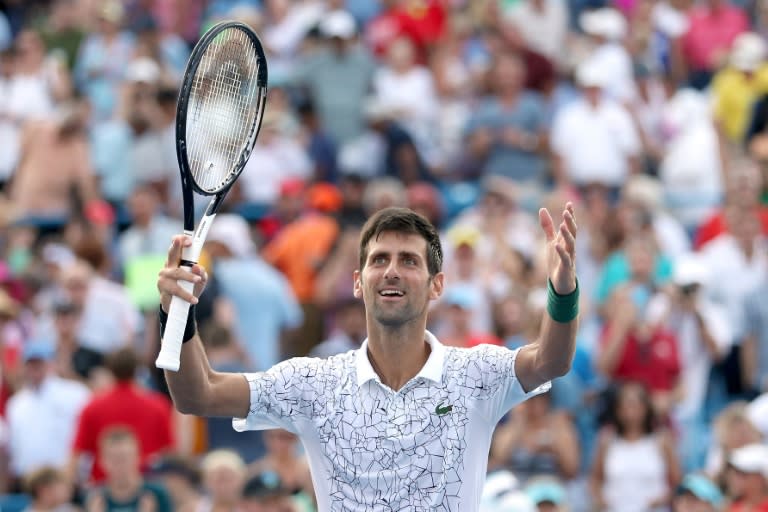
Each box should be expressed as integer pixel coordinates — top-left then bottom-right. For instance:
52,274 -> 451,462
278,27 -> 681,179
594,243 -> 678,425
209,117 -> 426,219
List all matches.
694,159 -> 768,250
69,347 -> 175,485
365,0 -> 447,63
596,283 -> 681,418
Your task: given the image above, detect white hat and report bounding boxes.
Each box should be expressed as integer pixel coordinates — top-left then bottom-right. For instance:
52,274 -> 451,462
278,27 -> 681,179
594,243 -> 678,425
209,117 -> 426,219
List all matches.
206,214 -> 255,258
580,8 -> 627,41
730,443 -> 768,477
672,253 -> 711,287
126,57 -> 161,83
730,32 -> 767,71
319,10 -> 356,39
575,59 -> 606,88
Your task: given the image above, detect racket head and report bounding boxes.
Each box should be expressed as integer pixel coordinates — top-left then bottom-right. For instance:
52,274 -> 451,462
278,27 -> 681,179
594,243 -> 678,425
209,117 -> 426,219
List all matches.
175,21 -> 268,205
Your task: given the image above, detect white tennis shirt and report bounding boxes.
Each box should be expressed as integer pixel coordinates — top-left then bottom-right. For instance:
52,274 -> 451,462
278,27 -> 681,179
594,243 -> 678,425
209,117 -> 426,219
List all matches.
233,331 -> 550,511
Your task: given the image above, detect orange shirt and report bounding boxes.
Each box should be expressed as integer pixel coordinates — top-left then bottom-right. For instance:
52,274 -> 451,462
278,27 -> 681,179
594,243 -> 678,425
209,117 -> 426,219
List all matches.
263,214 -> 339,302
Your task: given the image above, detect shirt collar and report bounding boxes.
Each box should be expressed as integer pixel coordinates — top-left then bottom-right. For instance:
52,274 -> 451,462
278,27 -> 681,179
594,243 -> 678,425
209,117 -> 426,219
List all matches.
355,330 -> 446,387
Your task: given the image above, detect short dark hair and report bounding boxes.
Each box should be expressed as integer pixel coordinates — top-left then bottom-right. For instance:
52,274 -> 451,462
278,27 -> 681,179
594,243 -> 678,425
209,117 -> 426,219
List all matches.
105,347 -> 138,381
358,207 -> 443,276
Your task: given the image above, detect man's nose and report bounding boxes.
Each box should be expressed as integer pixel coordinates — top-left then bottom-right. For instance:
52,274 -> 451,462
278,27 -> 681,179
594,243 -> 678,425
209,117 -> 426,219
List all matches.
383,261 -> 400,280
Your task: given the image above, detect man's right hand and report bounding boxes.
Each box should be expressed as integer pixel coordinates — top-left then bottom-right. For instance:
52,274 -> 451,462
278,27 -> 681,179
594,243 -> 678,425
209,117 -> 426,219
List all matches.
158,235 -> 208,312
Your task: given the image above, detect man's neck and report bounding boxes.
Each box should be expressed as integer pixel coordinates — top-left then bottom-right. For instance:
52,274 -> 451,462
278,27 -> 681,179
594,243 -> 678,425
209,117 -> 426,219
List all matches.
366,323 -> 431,391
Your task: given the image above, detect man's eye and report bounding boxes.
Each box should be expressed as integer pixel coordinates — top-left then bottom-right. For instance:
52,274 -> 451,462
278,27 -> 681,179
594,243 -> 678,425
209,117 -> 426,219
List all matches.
373,256 -> 387,264
404,257 -> 416,265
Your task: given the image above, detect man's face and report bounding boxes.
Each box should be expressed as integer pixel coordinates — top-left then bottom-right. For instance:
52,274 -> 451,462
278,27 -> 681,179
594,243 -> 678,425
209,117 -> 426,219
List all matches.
354,232 -> 443,328
101,438 -> 140,482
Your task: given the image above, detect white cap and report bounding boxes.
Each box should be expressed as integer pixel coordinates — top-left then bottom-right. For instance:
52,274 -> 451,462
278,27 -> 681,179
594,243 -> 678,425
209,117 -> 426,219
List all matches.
206,214 -> 255,258
730,32 -> 767,71
575,59 -> 606,88
319,10 -> 356,39
580,8 -> 627,41
730,443 -> 768,477
672,253 -> 711,287
126,57 -> 161,83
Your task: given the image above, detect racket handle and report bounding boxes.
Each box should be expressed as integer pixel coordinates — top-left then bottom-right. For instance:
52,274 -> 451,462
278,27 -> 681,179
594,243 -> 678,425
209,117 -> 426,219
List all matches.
155,283 -> 195,372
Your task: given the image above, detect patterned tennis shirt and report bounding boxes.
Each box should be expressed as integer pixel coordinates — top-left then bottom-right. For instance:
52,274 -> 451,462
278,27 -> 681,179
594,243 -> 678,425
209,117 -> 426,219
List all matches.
233,331 -> 550,511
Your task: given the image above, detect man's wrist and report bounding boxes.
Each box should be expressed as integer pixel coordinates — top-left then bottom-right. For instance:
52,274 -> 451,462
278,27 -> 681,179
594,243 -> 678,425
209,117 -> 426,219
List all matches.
158,303 -> 197,343
547,278 -> 579,323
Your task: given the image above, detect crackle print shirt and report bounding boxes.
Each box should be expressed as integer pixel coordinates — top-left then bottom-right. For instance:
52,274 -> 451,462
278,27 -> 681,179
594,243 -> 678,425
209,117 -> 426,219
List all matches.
233,332 -> 549,511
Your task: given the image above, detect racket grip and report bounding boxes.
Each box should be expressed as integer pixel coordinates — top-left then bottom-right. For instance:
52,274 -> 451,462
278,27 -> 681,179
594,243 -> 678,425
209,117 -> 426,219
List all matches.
155,282 -> 195,372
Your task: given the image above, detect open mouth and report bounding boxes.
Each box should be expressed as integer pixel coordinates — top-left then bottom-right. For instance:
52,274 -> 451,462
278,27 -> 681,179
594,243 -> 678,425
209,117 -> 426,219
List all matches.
379,289 -> 405,298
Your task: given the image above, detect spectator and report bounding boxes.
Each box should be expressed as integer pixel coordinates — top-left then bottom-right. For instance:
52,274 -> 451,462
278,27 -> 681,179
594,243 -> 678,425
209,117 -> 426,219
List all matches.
198,450 -> 247,512
672,473 -> 724,512
504,0 -> 569,68
491,392 -> 580,483
463,51 -> 549,187
551,59 -> 641,192
309,298 -> 366,358
74,0 -> 135,121
248,430 -> 313,504
711,32 -> 768,145
597,283 -> 682,416
240,472 -> 299,512
85,427 -> 172,512
647,253 -> 731,469
524,476 -> 569,512
578,7 -> 637,102
70,347 -> 175,485
294,9 -> 375,146
681,0 -> 749,90
205,214 -> 302,371
6,342 -> 89,483
705,402 -> 763,484
725,443 -> 768,511
591,381 -> 682,512
21,466 -> 76,512
56,259 -> 141,355
148,455 -> 203,512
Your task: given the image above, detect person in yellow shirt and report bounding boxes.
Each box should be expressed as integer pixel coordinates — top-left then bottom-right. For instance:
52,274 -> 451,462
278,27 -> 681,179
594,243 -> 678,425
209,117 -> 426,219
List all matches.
712,32 -> 768,143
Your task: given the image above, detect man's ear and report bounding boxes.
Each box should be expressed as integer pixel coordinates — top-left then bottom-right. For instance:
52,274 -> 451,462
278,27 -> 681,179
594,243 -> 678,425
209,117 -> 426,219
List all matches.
429,272 -> 444,301
353,270 -> 362,299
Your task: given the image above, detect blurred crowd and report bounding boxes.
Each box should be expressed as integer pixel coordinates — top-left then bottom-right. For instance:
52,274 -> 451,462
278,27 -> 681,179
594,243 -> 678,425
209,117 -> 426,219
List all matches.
2,0 -> 768,511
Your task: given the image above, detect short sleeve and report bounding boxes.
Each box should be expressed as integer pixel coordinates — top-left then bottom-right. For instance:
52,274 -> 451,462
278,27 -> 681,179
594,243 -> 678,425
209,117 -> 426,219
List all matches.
233,357 -> 340,434
459,345 -> 551,423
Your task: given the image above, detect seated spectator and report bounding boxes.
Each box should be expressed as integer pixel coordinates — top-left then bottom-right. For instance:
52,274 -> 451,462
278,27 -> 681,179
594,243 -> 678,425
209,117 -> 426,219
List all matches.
597,284 -> 681,416
240,472 -> 299,512
724,443 -> 768,511
524,476 -> 568,512
711,33 -> 768,145
590,381 -> 681,512
85,428 -> 172,512
6,342 -> 89,485
148,455 -> 202,512
490,392 -> 580,483
704,402 -> 763,484
309,298 -> 366,358
672,474 -> 724,512
70,348 -> 175,486
21,466 -> 76,512
199,450 -> 247,512
248,430 -> 313,504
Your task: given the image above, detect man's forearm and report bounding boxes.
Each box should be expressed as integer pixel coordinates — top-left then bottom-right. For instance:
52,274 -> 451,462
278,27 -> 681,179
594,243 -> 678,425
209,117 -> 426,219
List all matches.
164,335 -> 215,415
534,313 -> 578,380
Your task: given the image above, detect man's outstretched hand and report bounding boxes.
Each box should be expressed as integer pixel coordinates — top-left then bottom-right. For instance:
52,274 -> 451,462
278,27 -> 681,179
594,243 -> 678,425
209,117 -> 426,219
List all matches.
539,202 -> 578,295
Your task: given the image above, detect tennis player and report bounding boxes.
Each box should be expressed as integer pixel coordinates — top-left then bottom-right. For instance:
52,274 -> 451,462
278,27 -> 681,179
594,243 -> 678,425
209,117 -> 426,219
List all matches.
157,204 -> 579,511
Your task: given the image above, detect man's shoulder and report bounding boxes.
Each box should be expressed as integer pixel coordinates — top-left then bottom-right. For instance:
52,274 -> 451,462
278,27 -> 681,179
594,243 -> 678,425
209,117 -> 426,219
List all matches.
443,345 -> 518,384
261,351 -> 357,382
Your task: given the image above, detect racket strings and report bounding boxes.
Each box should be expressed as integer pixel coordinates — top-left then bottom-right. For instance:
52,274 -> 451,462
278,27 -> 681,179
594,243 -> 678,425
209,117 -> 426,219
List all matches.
186,27 -> 264,194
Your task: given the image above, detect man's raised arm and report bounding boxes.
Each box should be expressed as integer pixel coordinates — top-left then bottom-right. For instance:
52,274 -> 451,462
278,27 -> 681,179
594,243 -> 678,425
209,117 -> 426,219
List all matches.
158,235 -> 250,418
515,203 -> 579,392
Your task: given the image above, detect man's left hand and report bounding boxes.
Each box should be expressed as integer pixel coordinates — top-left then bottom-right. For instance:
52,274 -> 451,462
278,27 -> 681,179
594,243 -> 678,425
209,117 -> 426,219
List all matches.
539,202 -> 578,295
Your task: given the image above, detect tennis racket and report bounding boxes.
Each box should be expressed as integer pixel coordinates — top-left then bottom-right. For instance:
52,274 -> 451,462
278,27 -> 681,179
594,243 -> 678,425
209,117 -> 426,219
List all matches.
155,21 -> 268,372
